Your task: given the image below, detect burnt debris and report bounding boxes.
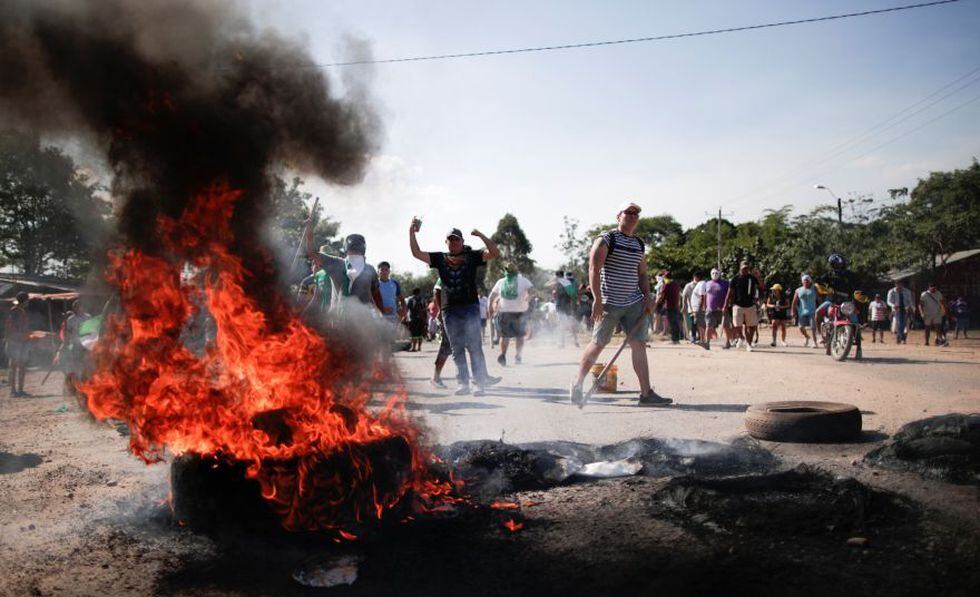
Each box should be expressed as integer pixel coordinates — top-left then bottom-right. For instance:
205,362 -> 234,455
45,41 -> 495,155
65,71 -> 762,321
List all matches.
437,437 -> 778,501
652,464 -> 916,536
864,413 -> 980,486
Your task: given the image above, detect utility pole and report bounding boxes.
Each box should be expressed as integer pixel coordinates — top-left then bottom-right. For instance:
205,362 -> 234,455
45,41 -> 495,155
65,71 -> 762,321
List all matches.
706,207 -> 734,271
815,185 -> 842,227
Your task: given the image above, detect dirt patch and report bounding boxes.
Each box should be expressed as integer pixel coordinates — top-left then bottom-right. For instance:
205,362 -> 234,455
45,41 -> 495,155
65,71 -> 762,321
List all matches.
864,414 -> 980,486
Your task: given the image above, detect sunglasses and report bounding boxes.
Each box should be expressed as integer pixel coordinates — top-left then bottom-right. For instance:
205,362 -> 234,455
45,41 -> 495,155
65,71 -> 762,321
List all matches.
622,209 -> 640,216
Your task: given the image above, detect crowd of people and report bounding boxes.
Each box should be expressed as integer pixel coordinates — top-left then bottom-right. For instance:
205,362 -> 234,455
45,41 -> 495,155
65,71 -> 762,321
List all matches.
4,201 -> 973,406
286,201 -> 973,406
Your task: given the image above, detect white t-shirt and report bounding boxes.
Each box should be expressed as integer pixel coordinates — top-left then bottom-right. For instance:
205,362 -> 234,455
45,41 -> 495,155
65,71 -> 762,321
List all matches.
682,280 -> 699,314
869,300 -> 888,321
490,275 -> 534,313
691,280 -> 707,313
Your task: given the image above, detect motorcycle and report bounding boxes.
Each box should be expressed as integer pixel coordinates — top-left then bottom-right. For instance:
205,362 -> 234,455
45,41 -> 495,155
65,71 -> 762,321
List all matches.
819,300 -> 862,361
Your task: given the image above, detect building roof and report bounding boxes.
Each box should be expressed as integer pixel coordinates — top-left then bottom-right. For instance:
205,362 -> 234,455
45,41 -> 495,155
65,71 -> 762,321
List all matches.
888,248 -> 980,281
0,273 -> 82,295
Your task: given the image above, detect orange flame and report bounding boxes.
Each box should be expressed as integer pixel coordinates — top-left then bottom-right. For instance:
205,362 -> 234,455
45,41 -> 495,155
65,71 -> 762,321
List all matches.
81,181 -> 455,530
503,519 -> 524,532
489,500 -> 520,510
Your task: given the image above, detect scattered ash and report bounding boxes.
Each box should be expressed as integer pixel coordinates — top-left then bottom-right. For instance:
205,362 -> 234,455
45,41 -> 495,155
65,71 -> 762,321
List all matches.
593,437 -> 777,477
435,441 -> 582,501
437,437 -> 777,501
652,464 -> 915,537
864,413 -> 980,486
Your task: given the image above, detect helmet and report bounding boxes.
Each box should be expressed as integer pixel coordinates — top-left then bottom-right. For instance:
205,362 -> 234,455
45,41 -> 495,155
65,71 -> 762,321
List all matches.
828,253 -> 846,269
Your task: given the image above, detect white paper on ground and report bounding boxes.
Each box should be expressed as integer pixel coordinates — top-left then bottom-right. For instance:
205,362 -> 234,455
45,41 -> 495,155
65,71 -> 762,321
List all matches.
574,457 -> 643,478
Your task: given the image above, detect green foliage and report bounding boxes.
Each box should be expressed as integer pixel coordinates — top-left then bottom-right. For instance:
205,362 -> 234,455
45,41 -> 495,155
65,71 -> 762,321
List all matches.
0,130 -> 112,277
393,269 -> 439,296
487,212 -> 535,280
554,159 -> 980,291
268,175 -> 341,255
880,159 -> 980,267
555,216 -> 589,281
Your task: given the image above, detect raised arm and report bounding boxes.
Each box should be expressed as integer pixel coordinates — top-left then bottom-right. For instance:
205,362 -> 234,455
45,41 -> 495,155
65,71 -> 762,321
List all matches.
409,219 -> 430,265
472,229 -> 500,261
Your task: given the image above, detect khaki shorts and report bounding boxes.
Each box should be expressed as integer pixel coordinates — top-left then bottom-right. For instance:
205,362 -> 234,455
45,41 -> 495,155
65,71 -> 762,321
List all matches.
922,314 -> 942,327
5,341 -> 30,365
732,305 -> 759,326
592,300 -> 649,347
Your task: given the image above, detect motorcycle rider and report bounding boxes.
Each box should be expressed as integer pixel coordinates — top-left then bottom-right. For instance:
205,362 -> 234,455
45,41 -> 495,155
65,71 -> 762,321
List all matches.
814,253 -> 867,359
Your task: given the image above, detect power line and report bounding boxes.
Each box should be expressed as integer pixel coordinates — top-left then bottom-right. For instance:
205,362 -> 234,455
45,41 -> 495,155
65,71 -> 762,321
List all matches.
725,63 -> 980,210
735,88 -> 980,212
321,0 -> 962,67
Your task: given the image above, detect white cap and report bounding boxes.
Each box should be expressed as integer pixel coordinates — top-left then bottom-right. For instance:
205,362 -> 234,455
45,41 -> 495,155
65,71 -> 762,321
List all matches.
617,200 -> 641,214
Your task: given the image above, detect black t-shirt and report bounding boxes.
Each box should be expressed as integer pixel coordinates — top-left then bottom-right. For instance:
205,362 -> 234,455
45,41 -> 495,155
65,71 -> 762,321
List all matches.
406,295 -> 427,321
429,250 -> 483,308
818,269 -> 855,302
729,274 -> 760,308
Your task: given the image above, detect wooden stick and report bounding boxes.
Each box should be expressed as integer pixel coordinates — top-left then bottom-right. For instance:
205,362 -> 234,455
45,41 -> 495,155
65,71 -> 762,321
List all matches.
290,196 -> 320,274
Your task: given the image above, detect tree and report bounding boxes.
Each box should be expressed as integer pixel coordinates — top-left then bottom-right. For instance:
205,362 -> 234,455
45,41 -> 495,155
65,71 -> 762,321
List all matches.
555,216 -> 589,281
0,130 -> 112,277
881,159 -> 980,270
266,175 -> 343,279
486,213 -> 535,281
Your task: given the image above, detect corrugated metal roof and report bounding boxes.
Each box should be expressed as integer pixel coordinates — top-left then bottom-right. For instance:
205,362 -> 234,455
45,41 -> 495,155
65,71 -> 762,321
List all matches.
887,248 -> 980,280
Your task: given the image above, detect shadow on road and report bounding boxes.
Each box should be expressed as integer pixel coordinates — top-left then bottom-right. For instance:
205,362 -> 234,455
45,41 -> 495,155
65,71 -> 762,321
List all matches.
669,403 -> 749,413
404,401 -> 503,416
857,356 -> 978,365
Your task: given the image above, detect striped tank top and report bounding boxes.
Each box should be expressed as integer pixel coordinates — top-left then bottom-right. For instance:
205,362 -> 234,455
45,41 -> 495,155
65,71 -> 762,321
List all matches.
599,230 -> 645,308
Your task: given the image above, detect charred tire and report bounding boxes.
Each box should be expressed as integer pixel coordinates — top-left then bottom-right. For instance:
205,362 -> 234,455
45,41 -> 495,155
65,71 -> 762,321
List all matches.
745,401 -> 862,443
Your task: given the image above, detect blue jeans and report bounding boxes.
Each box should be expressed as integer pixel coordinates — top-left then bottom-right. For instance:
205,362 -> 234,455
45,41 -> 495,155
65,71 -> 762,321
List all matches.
895,309 -> 907,342
443,303 -> 490,386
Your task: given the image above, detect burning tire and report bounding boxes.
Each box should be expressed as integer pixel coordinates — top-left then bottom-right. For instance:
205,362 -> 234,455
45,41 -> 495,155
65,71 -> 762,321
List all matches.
745,401 -> 861,443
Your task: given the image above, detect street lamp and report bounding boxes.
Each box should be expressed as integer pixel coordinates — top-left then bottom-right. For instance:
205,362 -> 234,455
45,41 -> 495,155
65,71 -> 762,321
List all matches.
814,184 -> 843,225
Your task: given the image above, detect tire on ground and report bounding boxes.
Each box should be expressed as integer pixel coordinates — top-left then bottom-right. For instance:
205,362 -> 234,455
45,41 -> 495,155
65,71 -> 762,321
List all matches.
745,401 -> 862,443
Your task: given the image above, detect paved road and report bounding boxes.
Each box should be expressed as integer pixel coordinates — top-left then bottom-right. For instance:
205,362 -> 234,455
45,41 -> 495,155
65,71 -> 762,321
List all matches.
396,330 -> 980,446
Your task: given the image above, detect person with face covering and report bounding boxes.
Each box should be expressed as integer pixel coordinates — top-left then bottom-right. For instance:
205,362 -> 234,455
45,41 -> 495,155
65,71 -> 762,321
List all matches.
698,268 -> 729,350
305,232 -> 383,313
410,220 -> 502,396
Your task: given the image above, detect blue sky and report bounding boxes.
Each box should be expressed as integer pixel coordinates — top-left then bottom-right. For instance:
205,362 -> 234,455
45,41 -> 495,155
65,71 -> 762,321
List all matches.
248,0 -> 980,274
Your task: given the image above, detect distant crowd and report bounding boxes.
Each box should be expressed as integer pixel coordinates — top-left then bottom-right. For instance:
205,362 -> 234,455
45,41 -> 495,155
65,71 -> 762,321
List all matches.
2,200 -> 973,406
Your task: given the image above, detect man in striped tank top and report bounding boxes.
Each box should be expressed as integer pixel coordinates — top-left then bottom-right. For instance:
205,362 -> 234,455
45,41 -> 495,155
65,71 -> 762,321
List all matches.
569,201 -> 672,407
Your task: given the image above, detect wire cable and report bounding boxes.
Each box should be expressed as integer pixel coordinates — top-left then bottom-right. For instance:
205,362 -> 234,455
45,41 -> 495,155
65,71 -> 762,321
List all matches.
322,0 -> 962,67
724,64 -> 980,209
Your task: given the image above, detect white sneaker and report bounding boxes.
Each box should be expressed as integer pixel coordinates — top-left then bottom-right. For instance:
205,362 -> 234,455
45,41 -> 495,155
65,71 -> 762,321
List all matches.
803,338 -> 809,347
745,342 -> 752,352
780,340 -> 788,347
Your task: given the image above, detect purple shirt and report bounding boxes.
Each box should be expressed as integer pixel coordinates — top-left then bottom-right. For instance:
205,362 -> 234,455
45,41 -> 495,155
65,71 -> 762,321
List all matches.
705,279 -> 729,311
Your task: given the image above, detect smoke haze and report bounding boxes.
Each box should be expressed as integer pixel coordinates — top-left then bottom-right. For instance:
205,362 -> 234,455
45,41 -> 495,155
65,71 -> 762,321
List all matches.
0,0 -> 379,303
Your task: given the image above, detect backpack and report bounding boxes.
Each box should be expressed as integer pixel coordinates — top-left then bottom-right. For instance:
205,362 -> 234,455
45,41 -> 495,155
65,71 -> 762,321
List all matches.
605,229 -> 645,258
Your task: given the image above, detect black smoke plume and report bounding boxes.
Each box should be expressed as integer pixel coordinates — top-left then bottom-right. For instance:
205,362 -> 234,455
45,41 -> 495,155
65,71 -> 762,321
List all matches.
0,0 -> 378,306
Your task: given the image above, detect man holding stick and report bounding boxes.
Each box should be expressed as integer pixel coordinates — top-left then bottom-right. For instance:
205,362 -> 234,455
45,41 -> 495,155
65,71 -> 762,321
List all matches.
569,201 -> 671,407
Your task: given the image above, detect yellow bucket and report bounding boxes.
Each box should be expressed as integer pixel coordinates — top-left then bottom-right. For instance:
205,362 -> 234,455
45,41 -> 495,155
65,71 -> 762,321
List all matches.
590,363 -> 618,393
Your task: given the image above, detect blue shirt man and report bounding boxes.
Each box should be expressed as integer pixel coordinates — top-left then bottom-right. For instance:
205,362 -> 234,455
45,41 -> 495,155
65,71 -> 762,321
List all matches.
377,261 -> 404,323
